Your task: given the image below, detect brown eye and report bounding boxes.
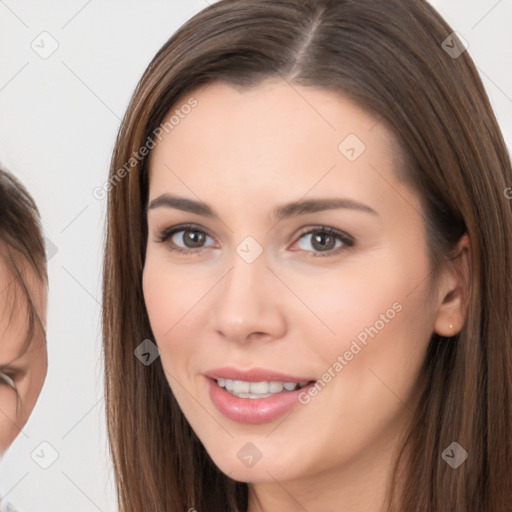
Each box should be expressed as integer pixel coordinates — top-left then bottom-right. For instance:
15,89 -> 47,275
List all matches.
310,232 -> 337,251
294,226 -> 354,256
156,224 -> 217,254
177,230 -> 207,248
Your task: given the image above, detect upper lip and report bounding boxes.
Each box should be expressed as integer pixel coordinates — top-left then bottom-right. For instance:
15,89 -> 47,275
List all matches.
205,367 -> 317,383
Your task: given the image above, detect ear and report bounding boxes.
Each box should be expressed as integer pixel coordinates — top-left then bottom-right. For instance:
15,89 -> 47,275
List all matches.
433,234 -> 471,337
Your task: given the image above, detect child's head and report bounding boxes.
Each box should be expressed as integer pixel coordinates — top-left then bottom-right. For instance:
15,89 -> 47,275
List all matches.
0,168 -> 48,454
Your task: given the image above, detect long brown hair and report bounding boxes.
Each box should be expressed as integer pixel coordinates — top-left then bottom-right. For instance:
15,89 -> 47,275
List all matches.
102,1 -> 512,510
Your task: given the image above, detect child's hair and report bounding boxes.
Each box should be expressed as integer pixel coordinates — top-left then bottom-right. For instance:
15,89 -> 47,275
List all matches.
102,1 -> 512,510
0,167 -> 47,370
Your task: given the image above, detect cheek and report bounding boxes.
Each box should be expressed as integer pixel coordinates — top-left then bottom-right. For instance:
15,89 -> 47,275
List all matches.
143,259 -> 216,422
142,256 -> 212,381
292,245 -> 435,393
307,286 -> 435,447
22,347 -> 48,413
285,260 -> 424,351
0,390 -> 22,453
143,258 -> 208,339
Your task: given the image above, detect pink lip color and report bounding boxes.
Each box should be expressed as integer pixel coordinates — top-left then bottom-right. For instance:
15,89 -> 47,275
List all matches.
205,367 -> 317,425
205,367 -> 316,383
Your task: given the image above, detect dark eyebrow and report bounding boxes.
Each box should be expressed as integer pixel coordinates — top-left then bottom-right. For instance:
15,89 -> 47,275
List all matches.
148,195 -> 215,217
147,194 -> 378,219
272,197 -> 378,221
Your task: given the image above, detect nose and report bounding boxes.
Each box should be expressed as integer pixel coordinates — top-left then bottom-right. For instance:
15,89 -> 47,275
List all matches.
211,250 -> 287,345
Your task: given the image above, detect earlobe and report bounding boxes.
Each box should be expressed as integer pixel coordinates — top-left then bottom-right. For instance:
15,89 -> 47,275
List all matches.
434,289 -> 464,336
433,234 -> 471,337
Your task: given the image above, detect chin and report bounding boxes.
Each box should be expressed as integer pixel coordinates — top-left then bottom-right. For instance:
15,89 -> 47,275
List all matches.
205,446 -> 307,484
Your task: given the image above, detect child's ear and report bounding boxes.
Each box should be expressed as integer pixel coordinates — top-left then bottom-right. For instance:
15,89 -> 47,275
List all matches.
433,234 -> 471,336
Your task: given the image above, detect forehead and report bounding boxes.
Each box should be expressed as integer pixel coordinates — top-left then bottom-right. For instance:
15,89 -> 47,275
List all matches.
148,79 -> 406,200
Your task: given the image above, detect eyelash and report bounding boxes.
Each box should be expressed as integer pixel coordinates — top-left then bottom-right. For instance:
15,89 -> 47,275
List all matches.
155,223 -> 354,258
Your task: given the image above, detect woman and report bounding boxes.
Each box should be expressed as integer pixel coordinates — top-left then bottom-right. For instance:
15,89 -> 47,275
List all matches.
0,168 -> 48,510
102,0 -> 512,510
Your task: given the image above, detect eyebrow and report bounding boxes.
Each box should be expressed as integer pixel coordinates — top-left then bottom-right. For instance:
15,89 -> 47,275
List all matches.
147,194 -> 378,220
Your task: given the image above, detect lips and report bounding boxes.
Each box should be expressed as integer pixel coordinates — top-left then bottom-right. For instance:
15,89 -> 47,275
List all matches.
205,367 -> 317,383
204,366 -> 317,424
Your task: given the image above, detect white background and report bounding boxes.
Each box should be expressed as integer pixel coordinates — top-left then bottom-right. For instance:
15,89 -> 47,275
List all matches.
0,1 -> 510,511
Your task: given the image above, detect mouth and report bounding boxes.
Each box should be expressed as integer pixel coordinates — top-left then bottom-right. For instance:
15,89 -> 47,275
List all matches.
214,378 -> 313,399
204,367 -> 318,424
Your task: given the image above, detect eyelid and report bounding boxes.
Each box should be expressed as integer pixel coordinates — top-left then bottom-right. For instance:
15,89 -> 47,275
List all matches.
156,222 -> 212,242
156,223 -> 214,242
294,225 -> 354,244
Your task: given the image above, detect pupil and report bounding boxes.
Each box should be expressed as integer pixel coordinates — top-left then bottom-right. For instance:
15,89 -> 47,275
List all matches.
312,232 -> 335,251
184,230 -> 205,248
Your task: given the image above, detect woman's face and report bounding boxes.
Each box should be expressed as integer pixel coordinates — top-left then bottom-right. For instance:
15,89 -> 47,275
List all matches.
0,262 -> 47,454
143,80 -> 460,487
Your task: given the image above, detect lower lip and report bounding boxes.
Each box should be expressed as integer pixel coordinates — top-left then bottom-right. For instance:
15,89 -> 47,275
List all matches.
207,378 -> 315,425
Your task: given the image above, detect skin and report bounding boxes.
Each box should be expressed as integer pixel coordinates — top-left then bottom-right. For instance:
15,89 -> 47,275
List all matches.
0,260 -> 47,455
143,79 -> 469,512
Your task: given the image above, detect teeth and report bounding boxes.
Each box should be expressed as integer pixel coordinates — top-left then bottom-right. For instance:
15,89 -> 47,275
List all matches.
234,381 -> 250,393
216,378 -> 307,398
269,381 -> 284,393
250,381 -> 270,393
